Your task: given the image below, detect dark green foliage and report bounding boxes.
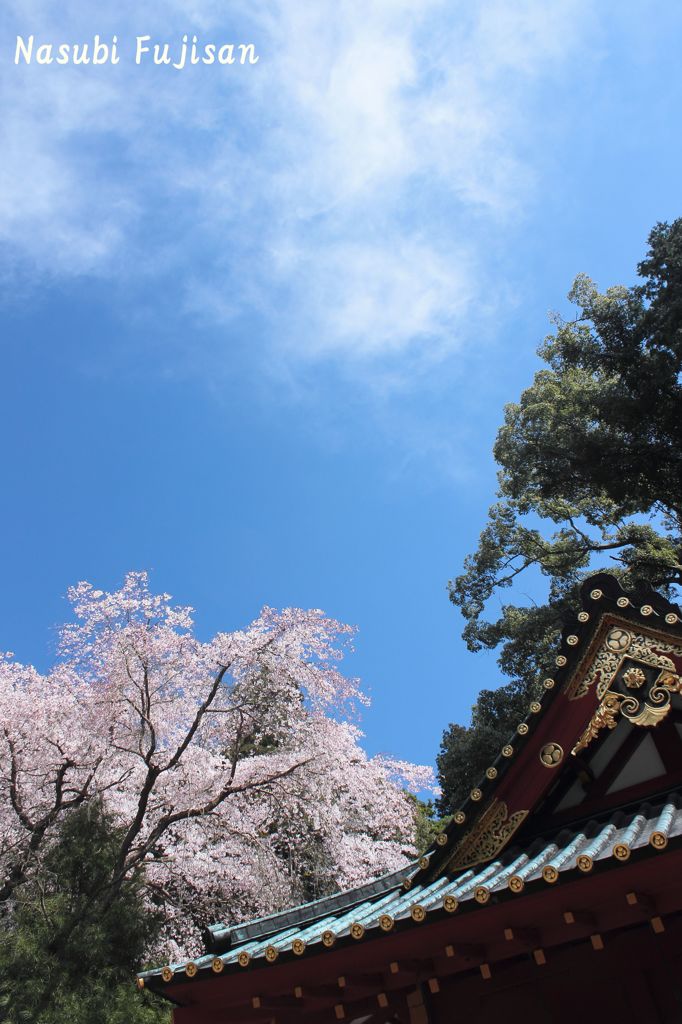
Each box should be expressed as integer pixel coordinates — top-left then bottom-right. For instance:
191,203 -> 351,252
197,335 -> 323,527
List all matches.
439,219 -> 682,812
407,796 -> 451,853
0,802 -> 170,1024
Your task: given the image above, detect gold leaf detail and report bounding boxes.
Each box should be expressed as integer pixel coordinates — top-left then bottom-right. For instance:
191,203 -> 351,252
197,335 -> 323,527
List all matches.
617,597 -> 630,608
641,605 -> 653,616
650,831 -> 667,850
623,667 -> 646,689
529,701 -> 542,713
572,692 -> 622,754
556,655 -> 567,667
665,613 -> 679,625
539,742 -> 563,767
445,800 -> 528,873
419,855 -> 430,870
509,876 -> 524,893
577,855 -> 593,873
590,589 -> 603,600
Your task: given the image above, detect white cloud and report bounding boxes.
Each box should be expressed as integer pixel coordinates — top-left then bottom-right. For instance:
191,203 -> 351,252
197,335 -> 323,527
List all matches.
0,0 -> 591,367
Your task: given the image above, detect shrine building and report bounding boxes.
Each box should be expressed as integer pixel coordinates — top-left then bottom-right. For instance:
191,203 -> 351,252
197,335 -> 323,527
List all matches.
140,574 -> 682,1022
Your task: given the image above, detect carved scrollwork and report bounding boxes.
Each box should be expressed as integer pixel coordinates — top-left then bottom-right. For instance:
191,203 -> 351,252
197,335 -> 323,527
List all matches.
573,668 -> 682,754
445,799 -> 528,872
571,627 -> 682,700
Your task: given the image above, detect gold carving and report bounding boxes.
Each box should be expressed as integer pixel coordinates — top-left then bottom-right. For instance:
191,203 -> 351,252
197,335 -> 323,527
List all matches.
623,667 -> 646,689
570,626 -> 682,700
572,692 -> 621,754
265,946 -> 278,962
321,930 -> 336,947
443,895 -> 458,913
542,865 -> 558,883
410,904 -> 426,922
539,742 -> 563,767
212,958 -> 224,974
185,962 -> 198,978
379,914 -> 394,932
508,875 -> 524,893
350,923 -> 365,940
445,799 -> 528,872
238,952 -> 251,967
650,831 -> 668,850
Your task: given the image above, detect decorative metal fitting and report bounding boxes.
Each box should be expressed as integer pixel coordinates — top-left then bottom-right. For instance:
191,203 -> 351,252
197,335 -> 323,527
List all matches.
402,877 -> 413,890
539,742 -> 563,768
410,904 -> 426,923
556,655 -> 568,667
474,886 -> 490,904
502,744 -> 514,757
542,865 -> 558,883
486,767 -> 498,780
529,701 -> 542,713
543,678 -> 555,690
419,855 -> 430,870
454,811 -> 466,824
517,723 -> 529,735
578,611 -> 590,622
567,635 -> 579,646
590,589 -> 603,600
212,958 -> 224,973
665,613 -> 679,625
577,855 -> 593,873
470,787 -> 483,801
617,597 -> 630,608
185,963 -> 198,978
379,914 -> 394,932
292,939 -> 306,956
237,952 -> 251,967
136,978 -> 145,990
508,876 -> 524,893
161,967 -> 174,983
321,930 -> 336,947
641,605 -> 653,616
350,922 -> 365,940
436,832 -> 448,845
443,895 -> 458,913
650,831 -> 668,850
265,946 -> 279,963
613,844 -> 630,861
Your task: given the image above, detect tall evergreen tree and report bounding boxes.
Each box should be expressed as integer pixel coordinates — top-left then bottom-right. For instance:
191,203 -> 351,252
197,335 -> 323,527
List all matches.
0,802 -> 169,1024
439,219 -> 682,812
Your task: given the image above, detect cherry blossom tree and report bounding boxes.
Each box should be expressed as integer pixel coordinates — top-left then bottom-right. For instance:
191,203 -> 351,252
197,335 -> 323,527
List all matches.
0,573 -> 432,957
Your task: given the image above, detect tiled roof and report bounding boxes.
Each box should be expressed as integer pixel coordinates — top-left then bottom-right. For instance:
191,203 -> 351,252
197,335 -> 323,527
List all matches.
141,794 -> 682,983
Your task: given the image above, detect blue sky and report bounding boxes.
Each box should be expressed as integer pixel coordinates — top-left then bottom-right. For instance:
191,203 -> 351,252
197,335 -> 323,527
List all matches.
1,1 -> 681,772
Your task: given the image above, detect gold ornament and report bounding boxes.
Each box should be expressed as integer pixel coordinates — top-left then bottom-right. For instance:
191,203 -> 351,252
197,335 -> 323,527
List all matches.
419,855 -> 430,870
650,831 -> 667,850
470,787 -> 483,801
577,854 -> 593,872
185,962 -> 198,978
556,655 -> 567,667
543,678 -> 555,690
443,894 -> 458,913
539,742 -> 563,768
446,799 -> 528,872
508,875 -> 524,893
665,613 -> 678,625
517,723 -> 529,735
542,865 -> 558,883
161,967 -> 173,983
474,886 -> 490,904
436,831 -> 448,845
379,914 -> 394,932
578,611 -> 590,622
623,667 -> 646,689
454,811 -> 466,824
410,904 -> 426,923
321,930 -> 336,947
136,978 -> 145,990
590,589 -> 603,600
265,946 -> 279,963
529,701 -> 542,713
292,939 -> 306,956
640,605 -> 653,616
613,844 -> 630,861
486,766 -> 498,780
567,635 -> 579,646
350,922 -> 365,940
212,958 -> 224,973
502,744 -> 514,757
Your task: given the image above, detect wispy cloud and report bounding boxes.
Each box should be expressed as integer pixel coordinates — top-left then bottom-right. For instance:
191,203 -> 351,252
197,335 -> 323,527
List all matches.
1,0 -> 591,370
